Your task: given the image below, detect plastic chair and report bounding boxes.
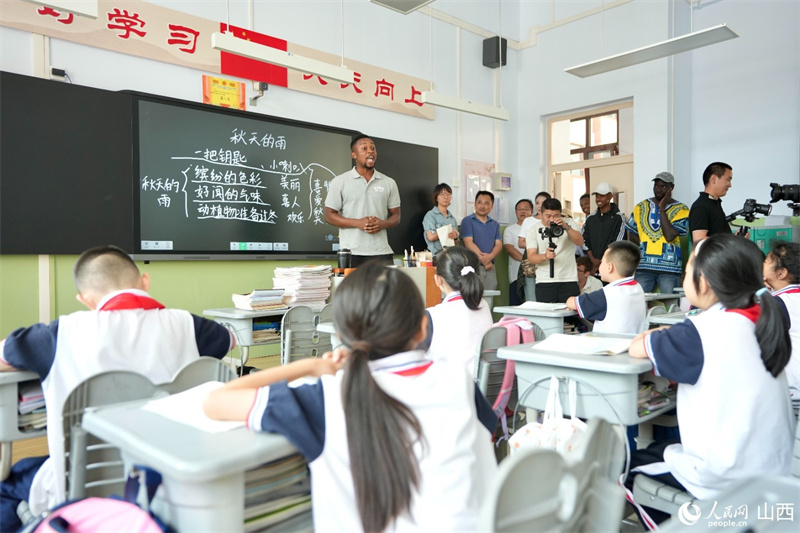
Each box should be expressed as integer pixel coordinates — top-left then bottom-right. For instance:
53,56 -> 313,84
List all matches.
667,303 -> 681,313
632,407 -> 800,520
280,305 -> 333,365
63,371 -> 159,500
646,306 -> 667,324
479,418 -> 626,532
159,356 -> 236,394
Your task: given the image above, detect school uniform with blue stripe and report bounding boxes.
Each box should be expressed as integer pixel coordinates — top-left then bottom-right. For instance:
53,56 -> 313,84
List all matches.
642,303 -> 795,500
248,350 -> 498,532
574,277 -> 647,334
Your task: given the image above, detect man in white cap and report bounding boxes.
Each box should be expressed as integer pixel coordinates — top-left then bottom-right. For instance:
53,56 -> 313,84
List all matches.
581,182 -> 625,275
625,172 -> 689,294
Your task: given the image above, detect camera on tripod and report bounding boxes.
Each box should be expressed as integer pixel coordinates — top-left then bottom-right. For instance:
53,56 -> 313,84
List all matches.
538,222 -> 564,278
726,198 -> 772,223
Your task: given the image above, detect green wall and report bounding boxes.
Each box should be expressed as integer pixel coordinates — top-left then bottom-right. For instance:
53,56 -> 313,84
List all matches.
1,253 -> 514,355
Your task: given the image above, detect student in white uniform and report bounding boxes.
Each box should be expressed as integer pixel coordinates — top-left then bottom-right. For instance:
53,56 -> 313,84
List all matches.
763,241 -> 800,407
204,263 -> 497,533
566,240 -> 647,335
627,234 -> 794,524
426,247 -> 494,372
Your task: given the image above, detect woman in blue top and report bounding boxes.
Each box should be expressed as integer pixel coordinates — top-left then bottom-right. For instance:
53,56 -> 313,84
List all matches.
204,262 -> 497,532
422,183 -> 459,255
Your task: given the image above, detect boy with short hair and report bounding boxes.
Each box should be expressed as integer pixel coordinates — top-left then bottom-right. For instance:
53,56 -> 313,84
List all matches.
461,191 -> 502,290
566,240 -> 647,334
0,245 -> 234,524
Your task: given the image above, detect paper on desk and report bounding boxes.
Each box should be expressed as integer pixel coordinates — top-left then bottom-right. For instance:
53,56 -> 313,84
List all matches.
516,301 -> 568,311
142,381 -> 245,433
532,334 -> 632,355
436,225 -> 455,247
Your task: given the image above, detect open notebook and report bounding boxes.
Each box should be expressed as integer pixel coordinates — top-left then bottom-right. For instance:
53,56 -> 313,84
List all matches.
532,334 -> 632,355
142,381 -> 245,432
515,301 -> 568,311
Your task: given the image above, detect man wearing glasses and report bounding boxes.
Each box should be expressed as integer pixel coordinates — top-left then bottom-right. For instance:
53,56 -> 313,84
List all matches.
503,199 -> 533,305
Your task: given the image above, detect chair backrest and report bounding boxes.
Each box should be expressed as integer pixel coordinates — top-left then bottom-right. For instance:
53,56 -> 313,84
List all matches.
646,306 -> 667,322
159,356 -> 236,394
479,418 -> 626,532
63,371 -> 159,500
667,303 -> 681,313
280,305 -> 333,365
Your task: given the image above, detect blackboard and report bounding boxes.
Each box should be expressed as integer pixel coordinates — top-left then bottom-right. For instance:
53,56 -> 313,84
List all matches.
0,71 -> 438,259
0,71 -> 134,254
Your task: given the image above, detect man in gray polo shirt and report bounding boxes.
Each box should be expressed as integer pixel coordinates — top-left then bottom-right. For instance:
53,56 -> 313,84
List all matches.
324,134 -> 401,267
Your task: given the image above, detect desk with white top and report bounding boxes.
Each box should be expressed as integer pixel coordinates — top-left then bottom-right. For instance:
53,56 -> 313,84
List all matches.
648,310 -> 698,326
643,292 -> 682,308
498,334 -> 673,426
0,371 -> 46,481
493,305 -> 577,338
203,308 -> 288,364
82,399 -> 298,532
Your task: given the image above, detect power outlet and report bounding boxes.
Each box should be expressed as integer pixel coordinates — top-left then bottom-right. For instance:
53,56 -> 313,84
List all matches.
49,67 -> 66,81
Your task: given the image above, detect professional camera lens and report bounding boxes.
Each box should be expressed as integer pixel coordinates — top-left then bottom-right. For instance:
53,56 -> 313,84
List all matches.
549,221 -> 564,238
770,182 -> 800,203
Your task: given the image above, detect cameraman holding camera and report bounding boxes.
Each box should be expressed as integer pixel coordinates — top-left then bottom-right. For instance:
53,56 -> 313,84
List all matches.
525,198 -> 584,303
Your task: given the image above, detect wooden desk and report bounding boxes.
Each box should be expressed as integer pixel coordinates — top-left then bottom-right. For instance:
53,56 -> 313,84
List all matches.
498,334 -> 674,426
82,399 -> 298,532
493,305 -> 577,338
0,371 -> 46,481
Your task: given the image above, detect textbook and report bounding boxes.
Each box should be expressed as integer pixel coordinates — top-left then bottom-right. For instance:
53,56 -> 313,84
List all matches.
532,334 -> 632,355
515,301 -> 568,311
232,289 -> 290,311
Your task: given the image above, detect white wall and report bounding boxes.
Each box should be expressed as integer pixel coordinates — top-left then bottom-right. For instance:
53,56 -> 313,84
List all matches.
1,0 -> 798,218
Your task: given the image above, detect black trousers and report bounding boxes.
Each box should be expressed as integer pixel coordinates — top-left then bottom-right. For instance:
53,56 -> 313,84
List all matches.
625,439 -> 688,524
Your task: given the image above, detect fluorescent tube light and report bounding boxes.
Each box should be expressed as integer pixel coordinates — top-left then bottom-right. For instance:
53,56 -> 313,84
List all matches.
369,1 -> 435,15
421,90 -> 509,121
565,24 -> 738,78
22,0 -> 98,18
211,32 -> 355,85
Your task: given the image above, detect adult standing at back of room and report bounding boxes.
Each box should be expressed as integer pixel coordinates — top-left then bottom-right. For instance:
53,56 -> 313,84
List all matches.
688,162 -> 733,245
460,191 -> 502,291
422,183 -> 459,256
582,182 -> 626,275
503,199 -> 533,305
625,172 -> 689,294
324,134 -> 401,267
517,192 -> 552,301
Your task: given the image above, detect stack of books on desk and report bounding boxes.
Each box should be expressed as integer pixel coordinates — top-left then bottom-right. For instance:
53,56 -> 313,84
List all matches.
272,265 -> 332,309
244,453 -> 312,532
233,289 -> 290,312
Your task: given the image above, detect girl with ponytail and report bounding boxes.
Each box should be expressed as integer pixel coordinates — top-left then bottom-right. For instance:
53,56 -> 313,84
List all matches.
204,261 -> 497,532
426,246 -> 493,371
627,234 -> 794,520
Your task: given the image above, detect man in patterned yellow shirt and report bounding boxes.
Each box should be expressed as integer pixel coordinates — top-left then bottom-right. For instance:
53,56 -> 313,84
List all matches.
624,172 -> 689,294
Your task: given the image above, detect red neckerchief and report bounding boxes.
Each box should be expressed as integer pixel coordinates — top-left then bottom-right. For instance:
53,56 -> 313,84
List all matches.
391,360 -> 434,377
726,304 -> 760,324
99,292 -> 165,311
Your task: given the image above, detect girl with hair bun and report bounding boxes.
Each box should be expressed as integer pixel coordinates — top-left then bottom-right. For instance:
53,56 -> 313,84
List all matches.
204,261 -> 497,532
628,234 -> 794,522
426,246 -> 493,371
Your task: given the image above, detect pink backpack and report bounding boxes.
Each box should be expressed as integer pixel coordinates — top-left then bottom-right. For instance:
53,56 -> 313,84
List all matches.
490,316 -> 536,443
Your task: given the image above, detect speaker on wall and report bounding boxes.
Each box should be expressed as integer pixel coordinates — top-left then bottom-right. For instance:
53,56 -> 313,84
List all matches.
483,36 -> 507,69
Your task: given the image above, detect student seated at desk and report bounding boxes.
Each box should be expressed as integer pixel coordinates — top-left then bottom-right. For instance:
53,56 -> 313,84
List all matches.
0,245 -> 234,526
627,234 -> 794,524
566,241 -> 647,335
204,263 -> 497,533
763,241 -> 800,407
576,256 -> 602,295
425,247 -> 493,371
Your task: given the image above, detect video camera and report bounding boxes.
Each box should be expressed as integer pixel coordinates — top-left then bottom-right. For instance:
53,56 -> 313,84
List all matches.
538,222 -> 564,278
725,198 -> 772,223
770,182 -> 800,216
